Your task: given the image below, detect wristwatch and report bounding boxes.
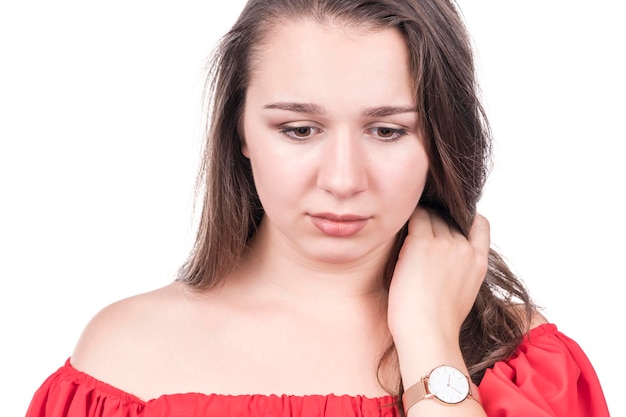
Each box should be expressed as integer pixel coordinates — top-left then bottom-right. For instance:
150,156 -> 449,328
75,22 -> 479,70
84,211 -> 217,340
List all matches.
402,365 -> 480,413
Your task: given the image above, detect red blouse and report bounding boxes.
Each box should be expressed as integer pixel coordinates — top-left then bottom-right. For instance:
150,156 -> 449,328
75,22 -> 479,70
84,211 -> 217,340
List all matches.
25,324 -> 609,417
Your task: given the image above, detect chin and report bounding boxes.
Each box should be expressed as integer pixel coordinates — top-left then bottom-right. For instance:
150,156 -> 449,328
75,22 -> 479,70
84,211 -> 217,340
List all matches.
305,240 -> 389,266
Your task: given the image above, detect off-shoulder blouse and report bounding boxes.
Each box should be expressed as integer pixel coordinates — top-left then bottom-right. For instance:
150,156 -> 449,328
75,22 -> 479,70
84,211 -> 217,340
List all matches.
25,323 -> 610,416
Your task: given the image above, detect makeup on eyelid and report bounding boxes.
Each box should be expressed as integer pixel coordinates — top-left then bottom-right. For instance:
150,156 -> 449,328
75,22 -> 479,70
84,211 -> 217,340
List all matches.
278,125 -> 409,142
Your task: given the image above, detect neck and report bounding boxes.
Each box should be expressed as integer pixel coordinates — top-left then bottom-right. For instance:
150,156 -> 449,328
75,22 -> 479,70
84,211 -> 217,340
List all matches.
226,218 -> 395,314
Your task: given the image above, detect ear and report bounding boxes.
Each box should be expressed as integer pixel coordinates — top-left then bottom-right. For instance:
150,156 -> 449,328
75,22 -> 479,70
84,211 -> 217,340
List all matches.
241,143 -> 250,158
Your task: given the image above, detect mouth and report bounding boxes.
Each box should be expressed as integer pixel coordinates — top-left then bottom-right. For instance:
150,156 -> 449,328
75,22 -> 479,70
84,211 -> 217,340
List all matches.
308,213 -> 370,237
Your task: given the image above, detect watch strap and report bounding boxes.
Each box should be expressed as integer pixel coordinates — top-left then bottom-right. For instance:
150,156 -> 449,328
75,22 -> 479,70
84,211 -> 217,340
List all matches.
402,377 -> 428,409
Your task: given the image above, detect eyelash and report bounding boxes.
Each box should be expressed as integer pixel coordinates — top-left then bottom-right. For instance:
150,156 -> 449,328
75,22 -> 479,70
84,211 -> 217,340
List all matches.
279,126 -> 407,142
280,126 -> 319,140
368,127 -> 407,142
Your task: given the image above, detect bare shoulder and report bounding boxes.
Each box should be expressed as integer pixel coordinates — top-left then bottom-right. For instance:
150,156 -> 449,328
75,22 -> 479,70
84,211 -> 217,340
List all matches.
70,281 -> 204,396
509,303 -> 550,330
529,309 -> 549,329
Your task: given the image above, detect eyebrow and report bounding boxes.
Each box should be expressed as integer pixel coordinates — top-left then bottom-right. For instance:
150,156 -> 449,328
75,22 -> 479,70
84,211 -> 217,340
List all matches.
263,102 -> 417,117
264,102 -> 326,115
362,105 -> 417,118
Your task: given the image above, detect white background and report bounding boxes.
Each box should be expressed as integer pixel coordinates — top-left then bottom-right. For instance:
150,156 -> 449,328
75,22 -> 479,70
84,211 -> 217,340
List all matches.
1,1 -> 623,415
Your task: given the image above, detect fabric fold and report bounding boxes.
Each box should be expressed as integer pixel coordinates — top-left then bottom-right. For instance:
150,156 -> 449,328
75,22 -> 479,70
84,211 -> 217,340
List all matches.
26,324 -> 609,417
479,324 -> 609,416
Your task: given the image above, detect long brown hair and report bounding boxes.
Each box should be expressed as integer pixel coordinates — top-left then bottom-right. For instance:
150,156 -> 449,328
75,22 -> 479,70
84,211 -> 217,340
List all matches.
178,0 -> 535,400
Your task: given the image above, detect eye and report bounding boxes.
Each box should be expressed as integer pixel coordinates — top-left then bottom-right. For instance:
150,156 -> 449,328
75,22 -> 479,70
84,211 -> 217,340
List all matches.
368,126 -> 407,141
280,125 -> 319,140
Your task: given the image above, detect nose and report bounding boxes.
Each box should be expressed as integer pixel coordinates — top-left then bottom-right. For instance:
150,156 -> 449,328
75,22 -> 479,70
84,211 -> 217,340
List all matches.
317,129 -> 368,198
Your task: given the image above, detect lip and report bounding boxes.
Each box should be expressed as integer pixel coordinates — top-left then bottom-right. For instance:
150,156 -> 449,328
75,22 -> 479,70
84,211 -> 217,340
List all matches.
309,212 -> 370,237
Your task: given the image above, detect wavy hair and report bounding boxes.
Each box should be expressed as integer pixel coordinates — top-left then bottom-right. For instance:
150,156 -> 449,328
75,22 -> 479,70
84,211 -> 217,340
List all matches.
178,0 -> 535,403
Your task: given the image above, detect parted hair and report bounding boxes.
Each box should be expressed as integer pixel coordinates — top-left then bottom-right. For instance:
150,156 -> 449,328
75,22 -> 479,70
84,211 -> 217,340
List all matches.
178,0 -> 535,402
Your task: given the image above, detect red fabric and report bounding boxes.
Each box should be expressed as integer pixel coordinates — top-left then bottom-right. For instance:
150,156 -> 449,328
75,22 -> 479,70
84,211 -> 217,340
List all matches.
479,324 -> 609,417
25,365 -> 397,417
26,324 -> 609,417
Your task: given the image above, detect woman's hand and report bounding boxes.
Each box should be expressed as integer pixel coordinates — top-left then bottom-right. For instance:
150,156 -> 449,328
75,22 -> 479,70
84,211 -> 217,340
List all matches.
387,207 -> 490,358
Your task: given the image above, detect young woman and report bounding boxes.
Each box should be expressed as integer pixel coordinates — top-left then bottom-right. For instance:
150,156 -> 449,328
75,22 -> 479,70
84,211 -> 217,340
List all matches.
26,0 -> 609,416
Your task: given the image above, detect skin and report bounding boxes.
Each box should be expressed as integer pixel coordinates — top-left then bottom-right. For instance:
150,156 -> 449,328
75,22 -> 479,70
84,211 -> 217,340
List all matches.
70,19 -> 504,416
241,19 -> 428,272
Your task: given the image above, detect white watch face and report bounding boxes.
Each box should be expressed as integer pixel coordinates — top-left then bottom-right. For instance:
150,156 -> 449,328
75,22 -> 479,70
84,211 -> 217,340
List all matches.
428,365 -> 470,404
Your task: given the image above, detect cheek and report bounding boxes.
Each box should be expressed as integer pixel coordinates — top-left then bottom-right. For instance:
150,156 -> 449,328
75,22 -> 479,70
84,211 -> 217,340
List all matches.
379,152 -> 429,199
395,178 -> 427,230
379,156 -> 429,224
248,150 -> 307,210
393,175 -> 427,216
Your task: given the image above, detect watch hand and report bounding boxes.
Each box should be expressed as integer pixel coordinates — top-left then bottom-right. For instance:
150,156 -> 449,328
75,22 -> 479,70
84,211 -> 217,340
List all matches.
449,385 -> 463,395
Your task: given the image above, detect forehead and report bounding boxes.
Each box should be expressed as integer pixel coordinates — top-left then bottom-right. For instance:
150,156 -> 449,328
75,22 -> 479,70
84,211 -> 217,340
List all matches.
247,19 -> 414,109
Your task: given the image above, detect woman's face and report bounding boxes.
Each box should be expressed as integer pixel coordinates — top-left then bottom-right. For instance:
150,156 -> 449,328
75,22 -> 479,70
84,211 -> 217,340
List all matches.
242,20 -> 429,265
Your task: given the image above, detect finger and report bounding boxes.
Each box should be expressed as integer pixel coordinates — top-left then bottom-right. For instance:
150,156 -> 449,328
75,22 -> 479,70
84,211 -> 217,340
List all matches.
426,208 -> 463,238
407,207 -> 434,238
428,210 -> 457,238
468,213 -> 490,255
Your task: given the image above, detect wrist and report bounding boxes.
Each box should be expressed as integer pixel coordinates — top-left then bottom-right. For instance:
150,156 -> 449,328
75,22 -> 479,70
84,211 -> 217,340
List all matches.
395,339 -> 467,389
402,365 -> 481,415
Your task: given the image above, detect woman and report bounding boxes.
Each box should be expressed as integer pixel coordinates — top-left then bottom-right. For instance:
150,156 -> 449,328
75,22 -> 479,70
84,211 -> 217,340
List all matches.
26,0 -> 609,416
